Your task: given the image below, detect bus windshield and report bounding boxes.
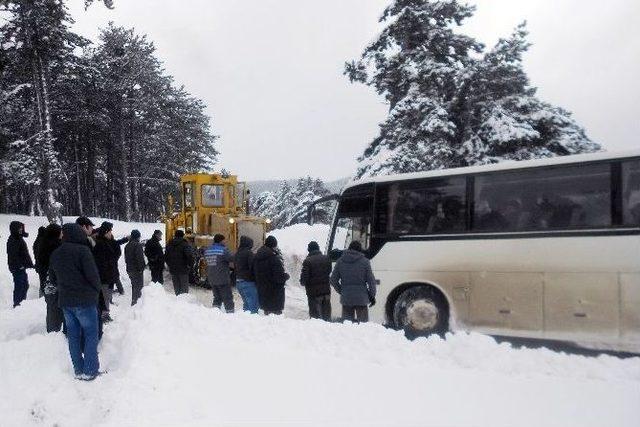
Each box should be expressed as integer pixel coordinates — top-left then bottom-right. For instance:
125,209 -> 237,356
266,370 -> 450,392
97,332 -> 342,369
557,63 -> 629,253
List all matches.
330,184 -> 374,252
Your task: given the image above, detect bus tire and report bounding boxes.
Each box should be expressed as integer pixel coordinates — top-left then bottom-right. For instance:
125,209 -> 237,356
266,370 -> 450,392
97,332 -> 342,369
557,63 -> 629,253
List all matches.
392,286 -> 449,339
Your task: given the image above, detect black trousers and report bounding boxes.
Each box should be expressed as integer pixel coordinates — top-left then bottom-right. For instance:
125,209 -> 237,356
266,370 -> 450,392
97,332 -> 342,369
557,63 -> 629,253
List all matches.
171,274 -> 189,295
128,271 -> 144,305
307,294 -> 331,321
212,283 -> 235,313
45,293 -> 64,333
342,305 -> 368,323
150,266 -> 164,284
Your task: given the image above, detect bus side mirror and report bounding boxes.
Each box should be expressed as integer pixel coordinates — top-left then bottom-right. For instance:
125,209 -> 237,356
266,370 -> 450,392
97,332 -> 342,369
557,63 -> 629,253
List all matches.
329,249 -> 343,261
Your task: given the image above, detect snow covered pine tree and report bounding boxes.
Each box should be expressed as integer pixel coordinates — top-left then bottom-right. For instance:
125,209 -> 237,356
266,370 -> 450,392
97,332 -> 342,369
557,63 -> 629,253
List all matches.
345,0 -> 601,178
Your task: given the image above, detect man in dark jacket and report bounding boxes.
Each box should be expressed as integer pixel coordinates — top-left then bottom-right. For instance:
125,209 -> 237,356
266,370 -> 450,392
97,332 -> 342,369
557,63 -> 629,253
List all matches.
93,222 -> 121,320
38,223 -> 63,332
144,230 -> 165,284
204,234 -> 234,312
33,226 -> 46,297
300,241 -> 332,321
330,241 -> 377,323
254,235 -> 289,315
125,229 -> 145,305
235,236 -> 258,313
165,230 -> 194,295
7,221 -> 34,307
49,223 -> 102,380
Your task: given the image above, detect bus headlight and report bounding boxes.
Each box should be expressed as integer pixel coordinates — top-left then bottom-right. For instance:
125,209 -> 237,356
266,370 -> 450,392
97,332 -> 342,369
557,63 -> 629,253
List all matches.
229,218 -> 235,224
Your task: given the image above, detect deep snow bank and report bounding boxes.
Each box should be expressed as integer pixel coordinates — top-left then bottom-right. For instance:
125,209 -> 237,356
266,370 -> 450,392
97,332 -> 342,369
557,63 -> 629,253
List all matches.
1,284 -> 639,427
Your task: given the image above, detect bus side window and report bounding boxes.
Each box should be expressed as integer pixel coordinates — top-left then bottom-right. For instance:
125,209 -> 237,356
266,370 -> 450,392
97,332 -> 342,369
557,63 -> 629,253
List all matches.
622,160 -> 640,226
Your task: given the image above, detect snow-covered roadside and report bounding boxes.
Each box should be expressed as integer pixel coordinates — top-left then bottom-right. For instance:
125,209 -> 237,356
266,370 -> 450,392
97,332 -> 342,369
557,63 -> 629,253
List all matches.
2,215 -> 640,426
1,284 -> 639,426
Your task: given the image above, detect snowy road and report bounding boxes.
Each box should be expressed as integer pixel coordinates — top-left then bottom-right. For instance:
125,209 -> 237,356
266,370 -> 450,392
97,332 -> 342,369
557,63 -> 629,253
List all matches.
1,215 -> 640,426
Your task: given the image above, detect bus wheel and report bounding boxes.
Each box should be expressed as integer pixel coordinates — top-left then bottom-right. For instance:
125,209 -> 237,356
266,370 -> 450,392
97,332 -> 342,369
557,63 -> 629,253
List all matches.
392,286 -> 448,339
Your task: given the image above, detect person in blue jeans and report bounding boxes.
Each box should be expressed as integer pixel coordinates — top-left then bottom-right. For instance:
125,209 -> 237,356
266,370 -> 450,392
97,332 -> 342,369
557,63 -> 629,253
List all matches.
234,236 -> 259,313
6,221 -> 35,307
49,223 -> 103,380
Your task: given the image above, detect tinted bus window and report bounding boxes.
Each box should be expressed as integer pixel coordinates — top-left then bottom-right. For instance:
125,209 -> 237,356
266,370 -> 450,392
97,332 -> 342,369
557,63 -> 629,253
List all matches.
622,160 -> 640,226
378,177 -> 466,235
334,184 -> 374,250
474,163 -> 611,232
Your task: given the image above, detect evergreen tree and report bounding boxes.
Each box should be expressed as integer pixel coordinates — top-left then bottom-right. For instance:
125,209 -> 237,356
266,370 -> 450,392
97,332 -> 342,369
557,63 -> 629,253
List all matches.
346,0 -> 601,178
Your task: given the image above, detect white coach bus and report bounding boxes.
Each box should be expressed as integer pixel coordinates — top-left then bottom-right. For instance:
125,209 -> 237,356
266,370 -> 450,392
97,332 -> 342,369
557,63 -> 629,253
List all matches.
327,150 -> 640,352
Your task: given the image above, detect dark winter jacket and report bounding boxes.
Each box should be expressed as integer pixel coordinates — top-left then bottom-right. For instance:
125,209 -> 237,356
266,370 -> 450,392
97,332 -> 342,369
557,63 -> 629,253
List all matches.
49,224 -> 101,307
144,235 -> 164,269
165,237 -> 195,275
124,239 -> 146,273
93,235 -> 122,284
300,250 -> 332,297
33,226 -> 46,273
7,221 -> 34,273
254,245 -> 289,312
330,249 -> 376,307
235,236 -> 255,282
36,225 -> 62,278
204,243 -> 233,286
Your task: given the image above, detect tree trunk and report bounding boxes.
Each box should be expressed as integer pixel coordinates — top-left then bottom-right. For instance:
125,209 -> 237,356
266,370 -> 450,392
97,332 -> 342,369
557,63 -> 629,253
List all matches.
120,101 -> 131,221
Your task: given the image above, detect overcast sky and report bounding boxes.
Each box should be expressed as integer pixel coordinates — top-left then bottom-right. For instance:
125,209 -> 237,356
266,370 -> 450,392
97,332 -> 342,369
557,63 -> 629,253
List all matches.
68,0 -> 640,181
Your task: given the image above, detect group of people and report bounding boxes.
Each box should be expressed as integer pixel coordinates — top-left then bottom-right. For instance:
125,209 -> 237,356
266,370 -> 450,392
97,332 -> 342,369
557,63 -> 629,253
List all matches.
6,216 -> 377,381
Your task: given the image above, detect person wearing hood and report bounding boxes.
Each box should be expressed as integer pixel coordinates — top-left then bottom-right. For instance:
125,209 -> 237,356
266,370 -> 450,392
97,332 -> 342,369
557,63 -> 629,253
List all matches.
49,223 -> 102,380
38,223 -> 63,332
165,229 -> 195,295
254,235 -> 289,315
300,241 -> 332,321
235,235 -> 258,313
145,230 -> 165,284
330,241 -> 377,323
204,234 -> 234,313
125,229 -> 146,305
6,221 -> 35,307
33,226 -> 47,297
93,221 -> 121,321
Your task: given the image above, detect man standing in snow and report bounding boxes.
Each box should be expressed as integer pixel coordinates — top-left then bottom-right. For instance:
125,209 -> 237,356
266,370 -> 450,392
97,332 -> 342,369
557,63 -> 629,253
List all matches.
235,236 -> 258,313
300,241 -> 332,321
330,241 -> 377,323
204,234 -> 234,313
49,223 -> 102,381
254,236 -> 289,315
6,221 -> 35,307
125,229 -> 146,305
165,229 -> 195,295
76,216 -> 105,339
145,230 -> 165,284
93,222 -> 121,321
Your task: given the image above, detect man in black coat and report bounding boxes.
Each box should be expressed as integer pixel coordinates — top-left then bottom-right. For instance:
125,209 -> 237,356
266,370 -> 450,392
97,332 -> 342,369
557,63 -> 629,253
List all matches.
300,241 -> 332,321
125,229 -> 145,305
38,223 -> 63,332
145,230 -> 165,284
6,221 -> 34,307
93,221 -> 121,320
165,230 -> 195,295
49,223 -> 102,380
33,226 -> 46,297
254,235 -> 289,315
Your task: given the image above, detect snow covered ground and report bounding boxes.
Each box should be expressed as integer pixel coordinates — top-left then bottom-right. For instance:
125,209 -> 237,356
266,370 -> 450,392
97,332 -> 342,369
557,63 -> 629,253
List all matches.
1,215 -> 639,426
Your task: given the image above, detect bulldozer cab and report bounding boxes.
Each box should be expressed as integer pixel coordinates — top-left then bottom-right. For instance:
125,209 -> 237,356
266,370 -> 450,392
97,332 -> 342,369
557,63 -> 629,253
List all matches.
164,173 -> 268,254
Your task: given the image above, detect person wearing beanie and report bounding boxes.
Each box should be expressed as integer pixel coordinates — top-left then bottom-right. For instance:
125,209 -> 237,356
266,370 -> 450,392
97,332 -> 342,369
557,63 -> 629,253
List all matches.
38,223 -> 63,332
7,221 -> 35,307
204,234 -> 234,313
145,230 -> 165,284
330,240 -> 377,323
253,235 -> 289,315
125,229 -> 146,305
48,223 -> 102,380
300,241 -> 332,321
165,229 -> 195,295
235,235 -> 258,313
93,222 -> 121,321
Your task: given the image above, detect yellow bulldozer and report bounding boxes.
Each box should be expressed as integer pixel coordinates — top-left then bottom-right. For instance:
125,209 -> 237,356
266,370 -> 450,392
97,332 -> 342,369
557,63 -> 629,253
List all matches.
162,172 -> 270,286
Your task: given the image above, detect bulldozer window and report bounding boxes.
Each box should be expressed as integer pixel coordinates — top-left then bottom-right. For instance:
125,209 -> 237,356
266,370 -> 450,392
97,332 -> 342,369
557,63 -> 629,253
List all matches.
202,184 -> 225,207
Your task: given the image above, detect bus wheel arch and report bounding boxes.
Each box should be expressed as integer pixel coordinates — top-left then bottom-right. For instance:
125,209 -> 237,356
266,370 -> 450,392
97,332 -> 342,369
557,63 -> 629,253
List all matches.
386,282 -> 450,338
